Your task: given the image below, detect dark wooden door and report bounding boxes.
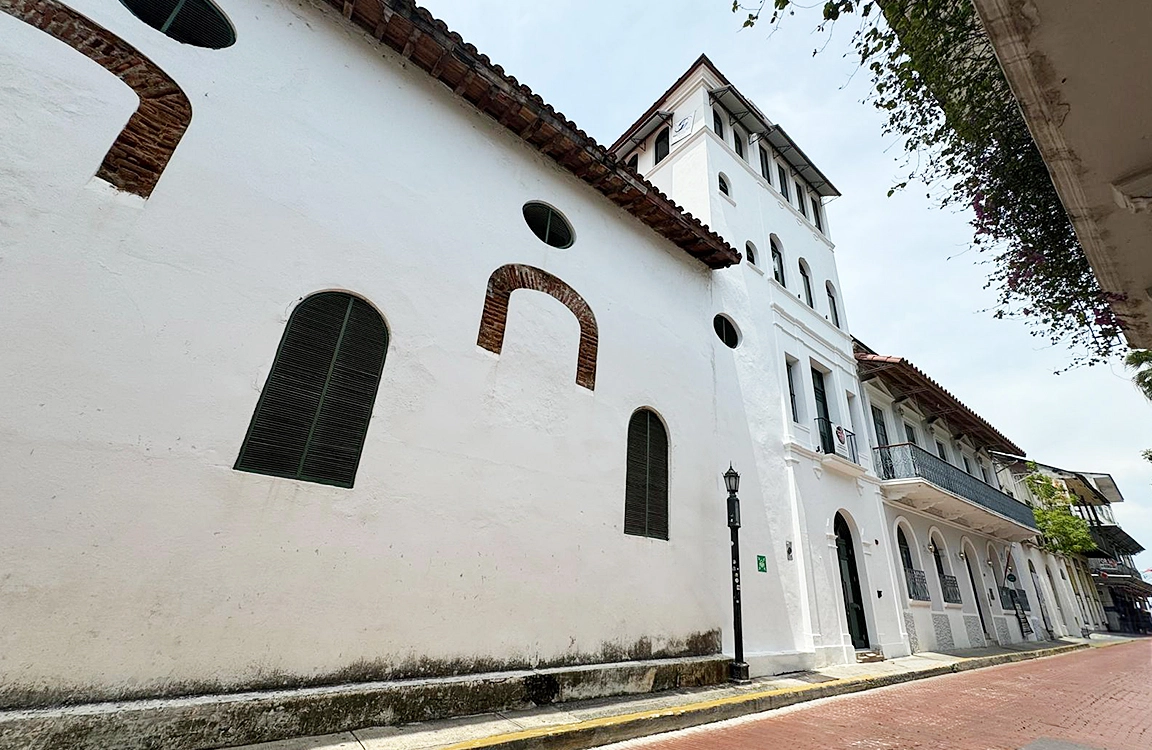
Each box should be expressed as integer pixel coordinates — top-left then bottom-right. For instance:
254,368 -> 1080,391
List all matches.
835,514 -> 869,649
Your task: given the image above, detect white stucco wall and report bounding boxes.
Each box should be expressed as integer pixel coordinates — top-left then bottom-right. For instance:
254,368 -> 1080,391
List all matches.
0,0 -> 754,703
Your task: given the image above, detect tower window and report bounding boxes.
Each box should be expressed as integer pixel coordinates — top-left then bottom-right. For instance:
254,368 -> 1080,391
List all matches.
718,174 -> 730,196
654,127 -> 670,164
713,109 -> 724,139
745,241 -> 757,266
799,261 -> 814,307
777,165 -> 790,201
771,239 -> 785,286
826,281 -> 840,327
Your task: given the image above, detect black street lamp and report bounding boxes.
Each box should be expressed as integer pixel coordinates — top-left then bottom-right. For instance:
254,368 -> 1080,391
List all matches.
724,464 -> 750,683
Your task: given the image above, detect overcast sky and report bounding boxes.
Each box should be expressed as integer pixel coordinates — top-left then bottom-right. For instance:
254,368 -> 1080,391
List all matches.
420,0 -> 1152,574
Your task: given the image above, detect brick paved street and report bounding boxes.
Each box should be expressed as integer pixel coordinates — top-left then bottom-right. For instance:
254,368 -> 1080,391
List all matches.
618,641 -> 1152,750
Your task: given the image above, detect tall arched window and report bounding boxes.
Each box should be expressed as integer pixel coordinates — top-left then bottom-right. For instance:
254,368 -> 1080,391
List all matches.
826,281 -> 840,327
898,527 -> 915,571
745,241 -> 757,266
771,238 -> 785,286
654,127 -> 670,164
799,260 -> 814,307
624,409 -> 669,540
235,292 -> 388,488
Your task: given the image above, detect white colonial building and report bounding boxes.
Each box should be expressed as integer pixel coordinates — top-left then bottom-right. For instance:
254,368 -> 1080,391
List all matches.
854,341 -> 1071,649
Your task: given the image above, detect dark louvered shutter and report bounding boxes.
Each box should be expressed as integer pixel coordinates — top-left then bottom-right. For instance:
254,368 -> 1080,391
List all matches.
235,293 -> 388,488
118,0 -> 237,49
624,409 -> 669,540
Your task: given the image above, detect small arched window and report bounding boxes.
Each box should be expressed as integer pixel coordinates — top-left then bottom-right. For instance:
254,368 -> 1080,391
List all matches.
718,174 -> 730,196
654,127 -> 670,164
713,314 -> 739,348
522,202 -> 574,248
771,238 -> 785,286
799,260 -> 814,307
745,241 -> 757,266
119,0 -> 237,48
624,409 -> 669,540
626,153 -> 639,172
235,292 -> 388,488
826,281 -> 840,327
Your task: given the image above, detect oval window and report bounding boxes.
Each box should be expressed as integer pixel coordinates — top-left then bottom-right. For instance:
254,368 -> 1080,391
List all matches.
713,315 -> 739,348
119,0 -> 237,49
522,202 -> 574,249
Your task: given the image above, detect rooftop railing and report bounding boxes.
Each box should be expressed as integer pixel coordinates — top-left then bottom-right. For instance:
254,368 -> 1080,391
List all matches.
873,443 -> 1038,531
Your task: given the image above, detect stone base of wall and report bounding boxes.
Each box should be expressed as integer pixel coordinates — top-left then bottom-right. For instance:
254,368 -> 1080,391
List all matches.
903,610 -> 920,653
964,615 -> 987,648
0,656 -> 729,750
931,613 -> 955,650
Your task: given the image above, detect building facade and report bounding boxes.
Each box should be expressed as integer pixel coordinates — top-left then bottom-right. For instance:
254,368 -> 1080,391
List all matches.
997,458 -> 1152,634
1,0 -> 1142,727
854,342 -> 1064,650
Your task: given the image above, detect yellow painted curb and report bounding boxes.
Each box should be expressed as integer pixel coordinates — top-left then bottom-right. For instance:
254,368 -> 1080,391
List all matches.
439,644 -> 1090,749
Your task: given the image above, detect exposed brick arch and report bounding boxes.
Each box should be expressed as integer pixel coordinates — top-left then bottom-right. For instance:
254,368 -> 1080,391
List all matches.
477,264 -> 598,390
1,0 -> 192,198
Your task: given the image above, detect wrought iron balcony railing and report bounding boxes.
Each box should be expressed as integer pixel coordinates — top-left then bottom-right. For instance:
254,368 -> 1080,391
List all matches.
904,567 -> 931,601
1088,557 -> 1144,580
873,443 -> 1038,530
940,573 -> 962,604
814,417 -> 859,463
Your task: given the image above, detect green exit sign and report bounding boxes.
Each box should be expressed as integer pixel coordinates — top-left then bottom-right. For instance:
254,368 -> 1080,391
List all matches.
756,555 -> 767,573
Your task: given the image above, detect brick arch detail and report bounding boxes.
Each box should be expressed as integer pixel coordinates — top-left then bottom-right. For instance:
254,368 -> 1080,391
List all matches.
477,264 -> 598,390
1,0 -> 192,198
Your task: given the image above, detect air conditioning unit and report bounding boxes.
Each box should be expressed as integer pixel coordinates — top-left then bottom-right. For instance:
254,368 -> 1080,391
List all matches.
833,424 -> 851,458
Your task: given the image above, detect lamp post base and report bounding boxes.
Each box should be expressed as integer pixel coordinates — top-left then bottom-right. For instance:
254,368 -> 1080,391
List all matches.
728,660 -> 751,684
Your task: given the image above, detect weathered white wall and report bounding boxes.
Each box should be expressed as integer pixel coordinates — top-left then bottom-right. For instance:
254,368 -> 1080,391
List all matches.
880,505 -> 1058,650
0,0 -> 748,704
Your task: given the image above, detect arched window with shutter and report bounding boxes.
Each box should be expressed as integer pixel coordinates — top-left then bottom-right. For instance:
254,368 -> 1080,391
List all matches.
654,127 -> 670,164
235,291 -> 389,488
624,408 -> 669,540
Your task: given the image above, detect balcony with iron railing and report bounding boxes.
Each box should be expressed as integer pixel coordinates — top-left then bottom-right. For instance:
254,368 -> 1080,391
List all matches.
904,567 -> 931,602
940,573 -> 962,604
814,417 -> 859,464
873,443 -> 1038,536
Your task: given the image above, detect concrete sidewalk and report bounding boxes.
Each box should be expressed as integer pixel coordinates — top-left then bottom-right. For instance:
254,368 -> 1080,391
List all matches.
232,637 -> 1124,750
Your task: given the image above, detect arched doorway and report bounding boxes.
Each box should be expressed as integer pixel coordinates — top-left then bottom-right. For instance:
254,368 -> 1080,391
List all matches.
834,513 -> 869,649
1029,560 -> 1053,639
963,541 -> 992,641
